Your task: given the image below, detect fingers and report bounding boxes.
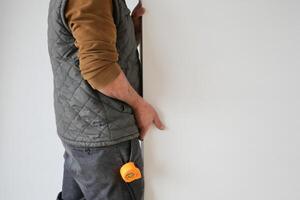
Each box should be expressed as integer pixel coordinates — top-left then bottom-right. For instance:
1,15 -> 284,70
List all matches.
132,4 -> 145,18
138,126 -> 149,141
137,108 -> 165,141
138,116 -> 156,140
153,113 -> 165,130
139,117 -> 165,141
136,7 -> 145,16
132,9 -> 145,19
138,135 -> 144,141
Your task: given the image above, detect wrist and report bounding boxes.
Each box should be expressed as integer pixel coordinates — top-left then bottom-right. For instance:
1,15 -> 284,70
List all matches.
130,96 -> 144,109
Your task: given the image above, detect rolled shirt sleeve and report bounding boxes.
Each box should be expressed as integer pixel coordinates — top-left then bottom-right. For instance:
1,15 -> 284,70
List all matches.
65,0 -> 122,90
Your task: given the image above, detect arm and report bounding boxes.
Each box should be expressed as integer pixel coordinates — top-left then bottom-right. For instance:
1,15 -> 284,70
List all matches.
99,70 -> 141,108
65,0 -> 165,139
65,0 -> 122,89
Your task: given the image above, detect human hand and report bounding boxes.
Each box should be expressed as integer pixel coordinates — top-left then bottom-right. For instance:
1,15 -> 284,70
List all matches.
132,97 -> 165,140
131,1 -> 145,45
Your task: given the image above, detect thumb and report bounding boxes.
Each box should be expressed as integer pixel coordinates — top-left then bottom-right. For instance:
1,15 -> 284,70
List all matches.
153,113 -> 165,130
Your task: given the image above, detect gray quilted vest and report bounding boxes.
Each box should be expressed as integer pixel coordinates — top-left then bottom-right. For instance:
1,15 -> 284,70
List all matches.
47,0 -> 142,147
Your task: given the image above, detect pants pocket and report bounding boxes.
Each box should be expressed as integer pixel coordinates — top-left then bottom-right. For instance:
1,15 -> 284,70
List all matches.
117,138 -> 144,200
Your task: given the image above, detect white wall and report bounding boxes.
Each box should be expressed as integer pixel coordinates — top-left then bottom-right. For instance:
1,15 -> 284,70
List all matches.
0,1 -> 64,199
1,0 -> 299,200
143,0 -> 300,200
0,0 -> 137,199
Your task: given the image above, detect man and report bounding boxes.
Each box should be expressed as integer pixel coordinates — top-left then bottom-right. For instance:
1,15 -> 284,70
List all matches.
47,0 -> 165,199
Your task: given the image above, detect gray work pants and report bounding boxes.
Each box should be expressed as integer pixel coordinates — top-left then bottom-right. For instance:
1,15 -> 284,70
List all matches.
56,138 -> 144,200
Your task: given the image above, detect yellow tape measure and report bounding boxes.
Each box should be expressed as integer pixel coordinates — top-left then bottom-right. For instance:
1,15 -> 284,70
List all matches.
119,139 -> 142,183
120,162 -> 142,183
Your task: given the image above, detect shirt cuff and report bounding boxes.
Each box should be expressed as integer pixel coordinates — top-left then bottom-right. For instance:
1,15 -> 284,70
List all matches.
87,63 -> 122,91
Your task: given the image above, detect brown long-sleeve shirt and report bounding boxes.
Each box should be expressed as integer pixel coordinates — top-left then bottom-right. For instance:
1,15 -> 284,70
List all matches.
65,0 -> 122,90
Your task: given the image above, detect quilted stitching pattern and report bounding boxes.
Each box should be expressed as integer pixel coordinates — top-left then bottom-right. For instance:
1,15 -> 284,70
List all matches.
47,0 -> 142,147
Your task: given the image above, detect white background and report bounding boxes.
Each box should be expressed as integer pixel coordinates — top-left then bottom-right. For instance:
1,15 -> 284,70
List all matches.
0,1 -> 63,199
0,0 -> 299,200
142,0 -> 300,200
0,0 -> 137,199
